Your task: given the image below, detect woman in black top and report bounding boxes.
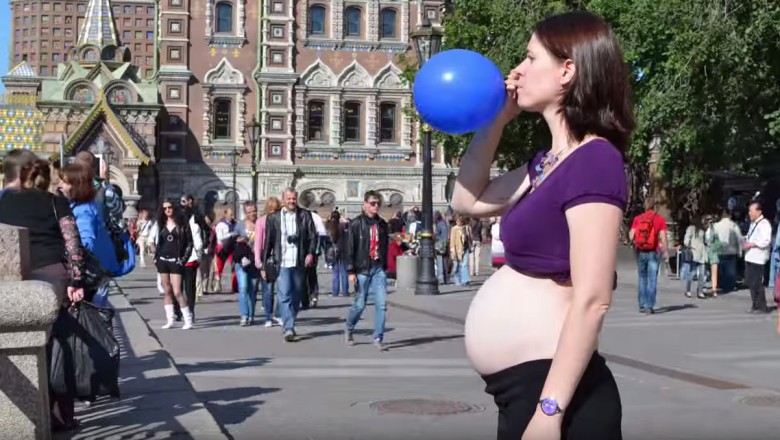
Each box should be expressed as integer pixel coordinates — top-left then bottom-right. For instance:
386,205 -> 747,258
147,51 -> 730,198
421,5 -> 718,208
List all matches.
154,199 -> 194,329
0,149 -> 86,431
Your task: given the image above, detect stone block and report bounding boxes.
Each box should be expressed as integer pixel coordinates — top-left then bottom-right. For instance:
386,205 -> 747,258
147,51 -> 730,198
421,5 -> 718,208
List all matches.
0,281 -> 59,331
0,280 -> 58,440
0,224 -> 30,282
0,351 -> 51,440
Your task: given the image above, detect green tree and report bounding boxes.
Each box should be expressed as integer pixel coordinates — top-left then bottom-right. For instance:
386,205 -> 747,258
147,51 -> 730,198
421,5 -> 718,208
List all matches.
407,0 -> 780,218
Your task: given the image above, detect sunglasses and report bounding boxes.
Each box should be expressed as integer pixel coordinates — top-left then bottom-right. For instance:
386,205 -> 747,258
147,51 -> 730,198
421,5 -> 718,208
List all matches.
163,205 -> 174,210
367,201 -> 381,207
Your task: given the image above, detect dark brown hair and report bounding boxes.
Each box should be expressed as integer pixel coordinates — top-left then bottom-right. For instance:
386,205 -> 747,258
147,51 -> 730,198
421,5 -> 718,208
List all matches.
3,148 -> 39,185
22,160 -> 52,191
60,163 -> 97,203
534,11 -> 635,152
363,190 -> 382,203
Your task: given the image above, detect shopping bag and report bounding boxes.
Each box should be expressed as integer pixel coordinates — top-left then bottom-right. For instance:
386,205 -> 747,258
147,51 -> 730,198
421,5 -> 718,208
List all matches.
48,302 -> 120,399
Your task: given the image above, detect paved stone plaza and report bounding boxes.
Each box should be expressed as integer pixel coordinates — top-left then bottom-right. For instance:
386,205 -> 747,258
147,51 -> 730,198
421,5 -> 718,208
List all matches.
62,251 -> 780,440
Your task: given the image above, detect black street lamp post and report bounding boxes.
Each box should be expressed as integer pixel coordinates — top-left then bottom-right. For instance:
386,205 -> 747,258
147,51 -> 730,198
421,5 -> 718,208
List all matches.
247,115 -> 262,204
411,21 -> 443,296
230,147 -> 239,215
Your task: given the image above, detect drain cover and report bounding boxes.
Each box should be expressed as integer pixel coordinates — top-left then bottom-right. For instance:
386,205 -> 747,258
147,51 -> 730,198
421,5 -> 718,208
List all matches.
370,399 -> 485,416
737,395 -> 780,407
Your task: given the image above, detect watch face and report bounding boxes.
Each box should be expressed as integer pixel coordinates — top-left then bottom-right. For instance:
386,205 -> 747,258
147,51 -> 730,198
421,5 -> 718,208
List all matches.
540,398 -> 559,416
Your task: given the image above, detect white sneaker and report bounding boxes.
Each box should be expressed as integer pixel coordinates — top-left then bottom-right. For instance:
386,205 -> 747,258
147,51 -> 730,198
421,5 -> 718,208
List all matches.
264,321 -> 273,328
274,317 -> 283,326
161,321 -> 174,329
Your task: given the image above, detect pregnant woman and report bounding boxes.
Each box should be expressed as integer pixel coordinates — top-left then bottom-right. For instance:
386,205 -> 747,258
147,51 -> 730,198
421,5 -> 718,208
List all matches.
451,11 -> 634,440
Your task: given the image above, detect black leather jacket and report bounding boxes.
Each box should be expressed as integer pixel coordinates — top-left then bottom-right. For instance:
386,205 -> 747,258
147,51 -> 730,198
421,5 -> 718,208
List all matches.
345,213 -> 389,275
154,221 -> 193,264
263,208 -> 318,268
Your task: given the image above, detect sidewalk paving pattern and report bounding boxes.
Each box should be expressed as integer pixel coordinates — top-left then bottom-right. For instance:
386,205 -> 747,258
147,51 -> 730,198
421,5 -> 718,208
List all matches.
65,250 -> 780,439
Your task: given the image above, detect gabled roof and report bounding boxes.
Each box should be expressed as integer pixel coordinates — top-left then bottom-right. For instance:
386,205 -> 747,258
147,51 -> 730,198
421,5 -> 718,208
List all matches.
6,61 -> 37,78
64,93 -> 151,164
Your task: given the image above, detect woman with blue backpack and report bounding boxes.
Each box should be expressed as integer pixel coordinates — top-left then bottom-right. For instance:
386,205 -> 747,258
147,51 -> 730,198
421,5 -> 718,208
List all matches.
58,163 -> 120,305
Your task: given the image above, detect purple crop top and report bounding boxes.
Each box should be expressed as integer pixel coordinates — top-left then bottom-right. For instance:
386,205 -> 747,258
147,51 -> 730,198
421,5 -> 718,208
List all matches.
500,139 -> 627,282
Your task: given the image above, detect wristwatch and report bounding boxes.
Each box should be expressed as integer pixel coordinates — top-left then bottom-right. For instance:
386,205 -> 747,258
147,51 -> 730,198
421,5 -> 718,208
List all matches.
538,397 -> 563,416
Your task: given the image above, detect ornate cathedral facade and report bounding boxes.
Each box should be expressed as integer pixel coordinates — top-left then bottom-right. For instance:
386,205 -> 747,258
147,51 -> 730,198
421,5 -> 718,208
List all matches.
4,0 -> 451,218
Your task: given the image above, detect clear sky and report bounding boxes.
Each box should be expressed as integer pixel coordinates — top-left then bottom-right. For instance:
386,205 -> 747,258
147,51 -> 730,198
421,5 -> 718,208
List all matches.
0,5 -> 9,92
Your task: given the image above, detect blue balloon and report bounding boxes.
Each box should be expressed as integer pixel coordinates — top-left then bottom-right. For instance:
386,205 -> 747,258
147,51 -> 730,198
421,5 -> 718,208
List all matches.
413,49 -> 506,135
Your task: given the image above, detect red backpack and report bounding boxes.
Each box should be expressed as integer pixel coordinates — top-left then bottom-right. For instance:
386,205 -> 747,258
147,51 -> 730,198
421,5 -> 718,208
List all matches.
634,213 -> 658,251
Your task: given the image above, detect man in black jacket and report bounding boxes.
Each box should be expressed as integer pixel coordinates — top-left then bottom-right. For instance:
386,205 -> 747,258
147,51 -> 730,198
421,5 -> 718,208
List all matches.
262,188 -> 317,341
345,190 -> 390,350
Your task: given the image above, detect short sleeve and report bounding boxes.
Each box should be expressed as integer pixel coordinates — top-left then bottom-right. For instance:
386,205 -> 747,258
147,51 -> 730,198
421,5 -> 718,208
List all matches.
656,216 -> 668,231
561,140 -> 627,212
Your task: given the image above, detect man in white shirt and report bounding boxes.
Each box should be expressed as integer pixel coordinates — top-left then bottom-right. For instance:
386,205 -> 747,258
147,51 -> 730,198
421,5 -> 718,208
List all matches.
713,209 -> 743,292
743,201 -> 772,313
262,188 -> 318,341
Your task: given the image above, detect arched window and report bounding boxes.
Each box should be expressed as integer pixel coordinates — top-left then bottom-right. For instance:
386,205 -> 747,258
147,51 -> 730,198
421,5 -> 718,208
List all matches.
344,101 -> 361,141
379,102 -> 396,142
345,6 -> 361,37
215,2 -> 233,33
213,98 -> 232,139
380,8 -> 396,39
307,101 -> 325,141
309,5 -> 325,36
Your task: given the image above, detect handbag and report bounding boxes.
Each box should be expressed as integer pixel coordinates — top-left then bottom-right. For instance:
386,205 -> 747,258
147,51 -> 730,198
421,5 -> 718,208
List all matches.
51,197 -> 110,290
264,255 -> 279,283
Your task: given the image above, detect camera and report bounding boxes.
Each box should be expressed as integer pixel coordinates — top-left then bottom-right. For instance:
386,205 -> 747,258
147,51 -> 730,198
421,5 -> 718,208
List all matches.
286,234 -> 299,244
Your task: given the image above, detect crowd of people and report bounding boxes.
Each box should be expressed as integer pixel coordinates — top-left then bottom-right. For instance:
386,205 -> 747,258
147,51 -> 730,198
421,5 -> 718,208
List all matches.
125,190 -> 498,341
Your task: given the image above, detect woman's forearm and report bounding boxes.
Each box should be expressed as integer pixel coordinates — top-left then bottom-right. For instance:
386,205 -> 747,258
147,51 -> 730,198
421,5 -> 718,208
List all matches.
450,119 -> 506,215
538,296 -> 609,415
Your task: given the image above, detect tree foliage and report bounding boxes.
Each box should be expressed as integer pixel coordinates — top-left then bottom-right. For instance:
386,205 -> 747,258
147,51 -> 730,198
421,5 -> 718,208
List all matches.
407,0 -> 780,214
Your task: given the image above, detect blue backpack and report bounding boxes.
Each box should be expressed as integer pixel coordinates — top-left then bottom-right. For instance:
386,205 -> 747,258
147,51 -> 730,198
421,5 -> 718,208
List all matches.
110,231 -> 135,277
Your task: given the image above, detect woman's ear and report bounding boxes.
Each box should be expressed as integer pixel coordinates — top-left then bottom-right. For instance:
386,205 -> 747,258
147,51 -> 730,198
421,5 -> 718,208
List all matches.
560,59 -> 576,88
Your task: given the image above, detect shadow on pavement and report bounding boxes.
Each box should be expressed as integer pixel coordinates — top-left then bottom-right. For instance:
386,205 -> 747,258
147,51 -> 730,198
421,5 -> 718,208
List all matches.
385,334 -> 464,349
55,312 -> 224,440
198,387 -> 280,426
654,304 -> 699,314
178,358 -> 271,374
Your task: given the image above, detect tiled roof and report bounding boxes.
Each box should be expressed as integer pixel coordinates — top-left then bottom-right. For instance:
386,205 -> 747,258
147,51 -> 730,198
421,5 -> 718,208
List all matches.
77,0 -> 118,47
6,62 -> 37,78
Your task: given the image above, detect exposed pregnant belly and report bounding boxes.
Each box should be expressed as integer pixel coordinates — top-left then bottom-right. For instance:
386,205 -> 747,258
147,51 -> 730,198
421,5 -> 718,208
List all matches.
465,266 -> 573,375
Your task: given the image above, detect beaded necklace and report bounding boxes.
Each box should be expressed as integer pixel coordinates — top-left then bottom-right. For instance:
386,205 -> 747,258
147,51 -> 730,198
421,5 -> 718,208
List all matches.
532,144 -> 574,188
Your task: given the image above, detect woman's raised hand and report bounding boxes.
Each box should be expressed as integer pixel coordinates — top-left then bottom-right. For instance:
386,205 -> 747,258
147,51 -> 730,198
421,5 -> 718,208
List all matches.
497,67 -> 522,125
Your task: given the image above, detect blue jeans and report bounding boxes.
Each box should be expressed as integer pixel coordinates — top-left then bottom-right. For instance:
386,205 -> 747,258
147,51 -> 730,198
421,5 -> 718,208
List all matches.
346,267 -> 388,341
332,262 -> 349,296
277,267 -> 305,332
261,279 -> 278,322
236,265 -> 259,319
453,252 -> 471,285
636,251 -> 660,310
683,262 -> 705,295
436,255 -> 446,284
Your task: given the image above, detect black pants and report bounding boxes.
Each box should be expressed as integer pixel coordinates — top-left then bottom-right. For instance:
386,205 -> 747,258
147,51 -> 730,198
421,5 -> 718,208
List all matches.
745,262 -> 769,311
183,264 -> 199,317
483,353 -> 622,440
